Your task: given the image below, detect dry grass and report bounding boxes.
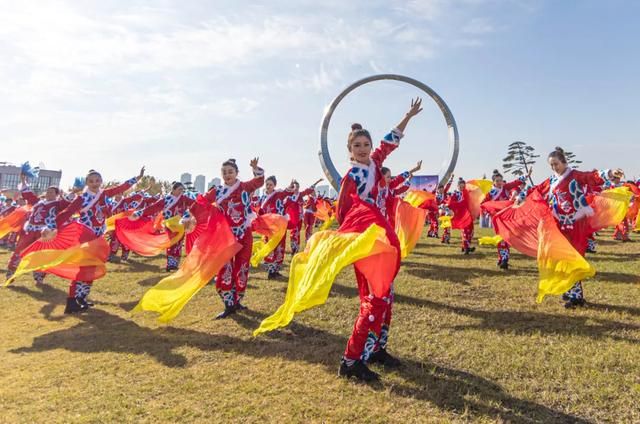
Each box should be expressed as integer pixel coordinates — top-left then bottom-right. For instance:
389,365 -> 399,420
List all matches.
0,228 -> 639,423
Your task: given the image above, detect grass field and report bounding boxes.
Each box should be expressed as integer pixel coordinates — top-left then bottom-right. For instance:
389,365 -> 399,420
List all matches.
0,227 -> 639,423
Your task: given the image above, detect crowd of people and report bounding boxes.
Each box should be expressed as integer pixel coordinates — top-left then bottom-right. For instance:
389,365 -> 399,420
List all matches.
1,97 -> 638,382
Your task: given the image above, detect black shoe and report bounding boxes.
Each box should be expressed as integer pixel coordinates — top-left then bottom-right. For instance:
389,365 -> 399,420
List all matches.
463,248 -> 470,255
564,298 -> 586,309
368,349 -> 402,368
562,293 -> 570,302
215,306 -> 236,319
499,260 -> 509,270
85,299 -> 95,308
338,360 -> 380,382
469,247 -> 476,252
234,302 -> 248,311
64,297 -> 88,314
268,271 -> 284,280
108,254 -> 121,263
165,266 -> 178,272
585,249 -> 596,254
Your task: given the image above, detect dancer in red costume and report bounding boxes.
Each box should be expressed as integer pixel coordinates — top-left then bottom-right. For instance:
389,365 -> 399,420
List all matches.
427,175 -> 454,241
214,158 -> 265,319
285,179 -> 322,256
381,160 -> 422,227
133,182 -> 196,271
258,176 -> 296,280
46,167 -> 145,313
481,169 -> 528,269
5,174 -> 70,283
530,147 -> 605,308
337,97 -> 423,381
447,178 -> 476,254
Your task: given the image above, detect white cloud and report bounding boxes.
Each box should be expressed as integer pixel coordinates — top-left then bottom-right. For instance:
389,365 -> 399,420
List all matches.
0,0 -> 528,186
463,17 -> 495,34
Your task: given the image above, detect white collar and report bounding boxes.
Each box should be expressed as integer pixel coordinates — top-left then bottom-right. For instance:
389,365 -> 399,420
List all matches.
261,189 -> 281,208
80,188 -> 104,213
217,180 -> 241,203
550,168 -> 573,192
350,160 -> 377,199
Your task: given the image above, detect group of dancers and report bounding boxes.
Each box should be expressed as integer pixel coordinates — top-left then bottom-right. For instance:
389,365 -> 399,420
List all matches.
2,97 -> 638,382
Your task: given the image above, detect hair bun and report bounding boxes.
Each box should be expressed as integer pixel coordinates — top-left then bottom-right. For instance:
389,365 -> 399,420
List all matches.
492,169 -> 500,175
228,158 -> 236,164
351,123 -> 363,131
554,147 -> 565,154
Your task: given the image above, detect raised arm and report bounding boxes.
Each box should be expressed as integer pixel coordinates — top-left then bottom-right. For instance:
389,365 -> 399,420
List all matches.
395,97 -> 423,133
390,171 -> 411,190
503,176 -> 528,192
574,170 -> 605,190
444,174 -> 454,193
243,158 -> 265,192
104,166 -> 145,197
370,99 -> 423,166
135,197 -> 165,218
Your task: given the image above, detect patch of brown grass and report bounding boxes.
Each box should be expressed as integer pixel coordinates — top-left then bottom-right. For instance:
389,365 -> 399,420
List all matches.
0,228 -> 638,423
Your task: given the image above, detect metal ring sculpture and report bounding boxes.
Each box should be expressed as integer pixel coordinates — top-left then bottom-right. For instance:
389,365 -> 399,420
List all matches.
319,74 -> 459,190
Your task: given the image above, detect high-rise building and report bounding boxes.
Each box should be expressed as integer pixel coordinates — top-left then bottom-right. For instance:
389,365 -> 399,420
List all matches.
194,175 -> 206,193
180,173 -> 192,184
208,177 -> 221,189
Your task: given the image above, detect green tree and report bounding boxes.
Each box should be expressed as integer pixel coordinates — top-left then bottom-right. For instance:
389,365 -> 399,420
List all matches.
502,141 -> 539,184
563,151 -> 582,168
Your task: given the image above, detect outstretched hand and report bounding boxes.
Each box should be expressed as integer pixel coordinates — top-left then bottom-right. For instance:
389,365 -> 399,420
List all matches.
410,160 -> 423,174
250,157 -> 260,169
138,166 -> 146,180
407,97 -> 423,118
311,178 -> 323,188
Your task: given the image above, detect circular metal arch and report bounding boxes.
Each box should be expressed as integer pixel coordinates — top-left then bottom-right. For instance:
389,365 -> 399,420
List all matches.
319,74 -> 459,191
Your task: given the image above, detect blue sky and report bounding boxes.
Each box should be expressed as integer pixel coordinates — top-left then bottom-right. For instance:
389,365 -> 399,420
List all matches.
2,0 -> 639,189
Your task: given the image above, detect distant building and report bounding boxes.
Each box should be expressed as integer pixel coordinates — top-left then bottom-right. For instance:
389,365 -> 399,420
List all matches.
194,175 -> 206,193
0,162 -> 62,195
208,177 -> 221,189
180,173 -> 192,184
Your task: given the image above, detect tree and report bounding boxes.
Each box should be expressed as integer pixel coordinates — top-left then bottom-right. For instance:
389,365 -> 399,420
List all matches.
136,175 -> 171,195
502,141 -> 539,184
563,151 -> 582,168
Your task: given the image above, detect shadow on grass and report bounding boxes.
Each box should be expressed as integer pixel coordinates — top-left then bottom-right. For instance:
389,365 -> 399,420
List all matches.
587,302 -> 640,317
593,271 -> 640,284
137,275 -> 166,287
330,283 -> 640,343
586,251 -> 640,261
401,261 -> 536,285
8,291 -> 589,423
109,258 -> 163,273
